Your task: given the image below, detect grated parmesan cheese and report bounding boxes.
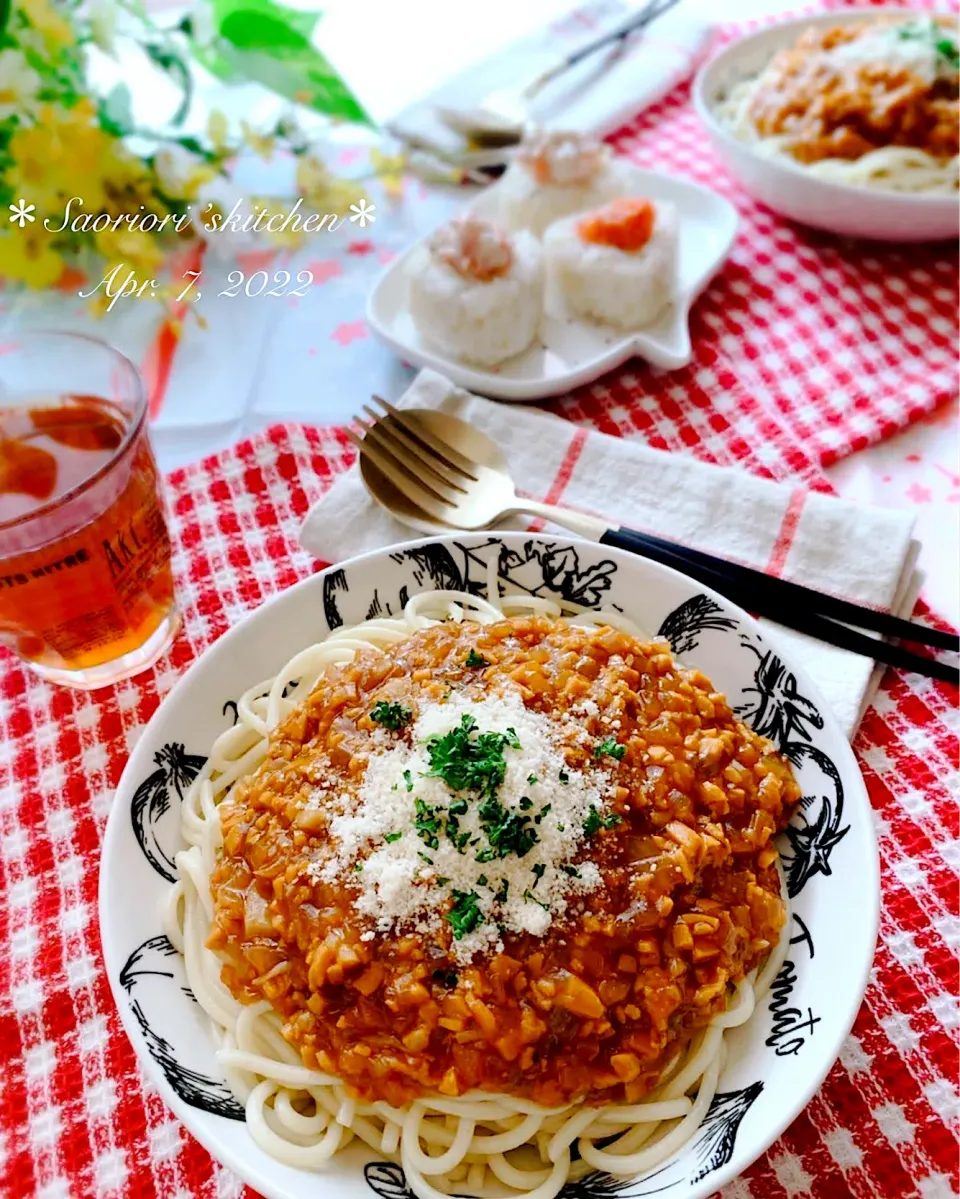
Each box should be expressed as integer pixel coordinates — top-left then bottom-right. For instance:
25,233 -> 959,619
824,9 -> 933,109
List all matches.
309,688 -> 617,962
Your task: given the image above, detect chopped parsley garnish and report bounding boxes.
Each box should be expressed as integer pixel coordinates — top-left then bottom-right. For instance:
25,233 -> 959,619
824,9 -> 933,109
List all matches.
534,803 -> 551,825
523,888 -> 549,911
465,649 -> 488,668
432,968 -> 459,987
476,847 -> 495,863
448,798 -> 469,816
414,798 -> 442,849
354,862 -> 363,872
897,20 -> 959,67
531,863 -> 546,888
495,879 -> 509,903
370,701 -> 412,730
559,770 -> 569,784
384,831 -> 403,843
595,737 -> 626,761
527,774 -> 538,785
583,805 -> 623,837
403,769 -> 414,792
447,890 -> 483,940
477,874 -> 489,887
436,876 -> 450,886
418,852 -> 434,865
505,727 -> 521,749
937,35 -> 960,68
561,864 -> 580,878
425,714 -> 515,798
477,793 -> 538,859
519,796 -> 534,811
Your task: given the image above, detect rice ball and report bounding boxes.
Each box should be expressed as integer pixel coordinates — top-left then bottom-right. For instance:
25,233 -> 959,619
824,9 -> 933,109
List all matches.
408,216 -> 543,367
499,130 -> 633,237
544,197 -> 679,329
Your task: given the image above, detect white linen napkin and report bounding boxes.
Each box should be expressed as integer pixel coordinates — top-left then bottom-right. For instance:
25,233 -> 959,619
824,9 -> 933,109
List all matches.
300,371 -> 921,740
383,0 -> 716,161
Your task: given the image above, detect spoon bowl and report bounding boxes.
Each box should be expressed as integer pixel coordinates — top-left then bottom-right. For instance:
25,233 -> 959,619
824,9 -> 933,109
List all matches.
359,407 -> 571,534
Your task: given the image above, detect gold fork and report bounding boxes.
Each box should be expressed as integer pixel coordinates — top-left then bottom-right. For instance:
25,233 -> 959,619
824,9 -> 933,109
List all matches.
345,396 -> 959,683
345,396 -> 603,539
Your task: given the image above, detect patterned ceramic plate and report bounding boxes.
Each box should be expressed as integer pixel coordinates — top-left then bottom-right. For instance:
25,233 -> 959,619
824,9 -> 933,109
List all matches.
100,533 -> 878,1199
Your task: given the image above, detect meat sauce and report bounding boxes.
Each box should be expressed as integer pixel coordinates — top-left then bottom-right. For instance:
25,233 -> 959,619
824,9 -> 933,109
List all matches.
209,617 -> 801,1108
749,21 -> 959,164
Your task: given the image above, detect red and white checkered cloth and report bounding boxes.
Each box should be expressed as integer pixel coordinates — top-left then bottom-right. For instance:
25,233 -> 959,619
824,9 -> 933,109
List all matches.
543,0 -> 959,468
1,0 -> 958,1191
0,404 -> 957,1199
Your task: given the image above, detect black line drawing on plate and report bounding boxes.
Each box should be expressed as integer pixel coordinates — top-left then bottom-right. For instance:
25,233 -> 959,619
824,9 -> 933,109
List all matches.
222,699 -> 239,726
323,566 -> 349,629
764,914 -> 819,1058
657,594 -> 739,657
130,743 -> 206,882
365,1161 -> 470,1199
456,539 -> 619,608
778,740 -> 849,898
324,545 -> 467,627
689,1082 -> 765,1184
119,935 -> 245,1121
735,639 -> 824,752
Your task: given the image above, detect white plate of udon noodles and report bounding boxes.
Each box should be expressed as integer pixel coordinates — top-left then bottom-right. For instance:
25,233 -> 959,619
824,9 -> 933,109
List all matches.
100,533 -> 878,1199
693,7 -> 960,242
365,167 -> 737,401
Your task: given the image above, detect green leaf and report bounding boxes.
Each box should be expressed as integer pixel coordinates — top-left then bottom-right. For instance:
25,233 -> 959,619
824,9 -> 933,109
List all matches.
144,42 -> 194,126
0,0 -> 11,41
172,135 -> 221,165
99,84 -> 134,138
191,0 -> 372,124
370,700 -> 412,730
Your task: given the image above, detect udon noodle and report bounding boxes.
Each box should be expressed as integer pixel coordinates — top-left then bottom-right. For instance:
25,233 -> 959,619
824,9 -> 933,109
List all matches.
164,585 -> 794,1199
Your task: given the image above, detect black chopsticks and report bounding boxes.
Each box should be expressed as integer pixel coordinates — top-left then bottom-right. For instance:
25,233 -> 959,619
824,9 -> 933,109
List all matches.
600,526 -> 959,685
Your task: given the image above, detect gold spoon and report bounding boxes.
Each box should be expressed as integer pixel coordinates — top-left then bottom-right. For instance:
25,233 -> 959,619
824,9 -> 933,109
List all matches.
352,401 -> 604,539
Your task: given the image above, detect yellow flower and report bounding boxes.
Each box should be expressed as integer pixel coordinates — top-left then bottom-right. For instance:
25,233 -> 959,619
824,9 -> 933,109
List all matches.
17,0 -> 75,50
8,101 -> 120,213
207,109 -> 230,153
296,154 -> 364,215
370,148 -> 407,201
153,147 -> 216,201
240,120 -> 274,161
0,49 -> 41,122
94,228 -> 165,276
0,229 -> 66,288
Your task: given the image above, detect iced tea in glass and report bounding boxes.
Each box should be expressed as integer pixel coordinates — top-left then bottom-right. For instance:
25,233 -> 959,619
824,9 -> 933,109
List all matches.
0,332 -> 178,688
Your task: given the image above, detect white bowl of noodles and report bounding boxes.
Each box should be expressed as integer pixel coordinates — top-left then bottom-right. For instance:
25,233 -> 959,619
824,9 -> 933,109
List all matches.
100,533 -> 879,1199
693,7 -> 959,242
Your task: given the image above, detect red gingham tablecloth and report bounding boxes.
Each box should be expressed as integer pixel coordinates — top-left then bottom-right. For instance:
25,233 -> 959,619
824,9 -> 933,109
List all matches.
538,0 -> 959,467
1,403 -> 957,1199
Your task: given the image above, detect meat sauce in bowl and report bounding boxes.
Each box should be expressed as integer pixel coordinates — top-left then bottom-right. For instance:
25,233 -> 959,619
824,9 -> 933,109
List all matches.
208,617 -> 801,1108
749,19 -> 959,165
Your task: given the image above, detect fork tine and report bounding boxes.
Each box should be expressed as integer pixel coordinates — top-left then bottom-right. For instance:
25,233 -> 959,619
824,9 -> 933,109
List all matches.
361,405 -> 468,494
345,428 -> 458,524
357,418 -> 465,505
370,396 -> 479,481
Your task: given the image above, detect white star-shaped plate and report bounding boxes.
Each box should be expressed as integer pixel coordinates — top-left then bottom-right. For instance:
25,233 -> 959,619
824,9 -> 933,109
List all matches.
366,167 -> 738,401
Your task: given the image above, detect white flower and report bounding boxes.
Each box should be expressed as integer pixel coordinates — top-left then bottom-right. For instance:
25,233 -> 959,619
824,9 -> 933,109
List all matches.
88,0 -> 117,54
154,145 -> 211,200
189,0 -> 216,45
0,50 -> 41,122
